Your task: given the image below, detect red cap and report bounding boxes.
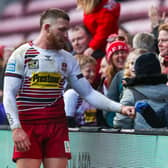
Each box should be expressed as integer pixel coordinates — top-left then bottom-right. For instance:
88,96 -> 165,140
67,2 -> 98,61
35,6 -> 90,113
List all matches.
106,40 -> 129,63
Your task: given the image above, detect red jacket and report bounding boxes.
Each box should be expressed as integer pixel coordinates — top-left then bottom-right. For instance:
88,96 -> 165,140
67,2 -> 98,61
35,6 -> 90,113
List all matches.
83,0 -> 120,52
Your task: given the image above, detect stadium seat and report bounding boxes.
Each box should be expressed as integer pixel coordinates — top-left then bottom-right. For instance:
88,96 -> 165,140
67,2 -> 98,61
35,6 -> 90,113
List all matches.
0,34 -> 25,47
0,0 -> 166,47
69,8 -> 83,26
0,14 -> 40,35
122,19 -> 151,34
120,0 -> 160,22
26,0 -> 76,15
1,1 -> 23,18
26,32 -> 39,41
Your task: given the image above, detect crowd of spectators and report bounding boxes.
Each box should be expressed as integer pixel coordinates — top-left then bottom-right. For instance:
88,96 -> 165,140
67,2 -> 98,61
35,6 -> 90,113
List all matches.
0,0 -> 168,130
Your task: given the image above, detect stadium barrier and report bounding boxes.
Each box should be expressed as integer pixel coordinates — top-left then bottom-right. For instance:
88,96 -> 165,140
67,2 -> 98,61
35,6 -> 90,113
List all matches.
0,125 -> 168,168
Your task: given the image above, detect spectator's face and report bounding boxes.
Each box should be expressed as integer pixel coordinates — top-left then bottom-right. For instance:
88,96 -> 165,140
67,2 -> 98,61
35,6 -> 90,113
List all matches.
99,57 -> 109,79
68,28 -> 90,54
128,55 -> 137,77
158,30 -> 168,61
111,50 -> 128,70
81,63 -> 96,84
47,18 -> 69,49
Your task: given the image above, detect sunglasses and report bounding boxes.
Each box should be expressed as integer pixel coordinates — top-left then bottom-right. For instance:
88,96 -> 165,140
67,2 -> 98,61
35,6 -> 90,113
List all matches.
107,35 -> 125,42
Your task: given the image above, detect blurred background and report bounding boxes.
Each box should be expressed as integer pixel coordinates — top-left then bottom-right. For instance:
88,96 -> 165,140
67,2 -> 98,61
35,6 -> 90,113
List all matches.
0,0 -> 167,47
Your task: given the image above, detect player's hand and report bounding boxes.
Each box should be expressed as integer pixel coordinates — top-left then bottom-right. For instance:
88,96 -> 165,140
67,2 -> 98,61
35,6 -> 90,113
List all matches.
121,105 -> 135,118
12,128 -> 31,152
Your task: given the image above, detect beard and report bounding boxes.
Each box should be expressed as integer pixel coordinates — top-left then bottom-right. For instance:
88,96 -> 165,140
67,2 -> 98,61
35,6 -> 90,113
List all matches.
47,32 -> 66,50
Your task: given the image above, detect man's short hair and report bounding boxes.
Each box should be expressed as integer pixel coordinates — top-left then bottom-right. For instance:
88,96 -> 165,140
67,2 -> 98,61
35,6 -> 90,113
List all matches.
40,8 -> 70,28
159,23 -> 168,32
133,32 -> 156,52
68,25 -> 91,37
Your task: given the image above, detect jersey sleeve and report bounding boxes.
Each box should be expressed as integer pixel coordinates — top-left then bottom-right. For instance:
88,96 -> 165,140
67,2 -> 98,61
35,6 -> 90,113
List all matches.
3,45 -> 26,129
5,46 -> 25,77
69,75 -> 122,113
66,54 -> 122,113
3,77 -> 22,129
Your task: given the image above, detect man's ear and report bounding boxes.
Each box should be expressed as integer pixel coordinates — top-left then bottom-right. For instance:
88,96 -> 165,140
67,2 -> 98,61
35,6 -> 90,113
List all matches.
44,24 -> 50,33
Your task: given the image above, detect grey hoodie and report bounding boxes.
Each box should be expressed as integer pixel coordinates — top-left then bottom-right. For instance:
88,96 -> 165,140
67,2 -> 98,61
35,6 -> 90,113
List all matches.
113,84 -> 168,129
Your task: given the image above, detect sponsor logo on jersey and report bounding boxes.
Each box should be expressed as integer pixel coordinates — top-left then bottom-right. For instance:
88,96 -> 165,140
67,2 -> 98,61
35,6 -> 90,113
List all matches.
31,72 -> 62,88
6,60 -> 16,72
44,55 -> 52,61
28,59 -> 39,69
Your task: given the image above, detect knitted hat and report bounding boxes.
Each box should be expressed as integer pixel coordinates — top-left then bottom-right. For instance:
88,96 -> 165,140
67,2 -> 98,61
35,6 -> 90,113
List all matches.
106,40 -> 129,63
135,52 -> 161,76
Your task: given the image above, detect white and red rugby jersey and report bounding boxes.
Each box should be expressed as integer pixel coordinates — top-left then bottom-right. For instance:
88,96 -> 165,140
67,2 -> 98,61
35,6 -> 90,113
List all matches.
5,42 -> 82,123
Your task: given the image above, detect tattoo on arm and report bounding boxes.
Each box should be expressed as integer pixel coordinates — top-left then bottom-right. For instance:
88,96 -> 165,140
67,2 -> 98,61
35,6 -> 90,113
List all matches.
6,113 -> 14,125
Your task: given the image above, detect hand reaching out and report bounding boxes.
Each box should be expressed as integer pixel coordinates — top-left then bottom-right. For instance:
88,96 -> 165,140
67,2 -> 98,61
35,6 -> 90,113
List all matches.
148,6 -> 167,28
148,6 -> 160,28
121,105 -> 135,119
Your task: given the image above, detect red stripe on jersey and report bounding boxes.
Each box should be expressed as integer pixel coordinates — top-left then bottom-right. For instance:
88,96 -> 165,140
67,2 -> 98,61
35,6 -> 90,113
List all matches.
19,98 -> 67,124
25,50 -> 40,54
5,73 -> 22,79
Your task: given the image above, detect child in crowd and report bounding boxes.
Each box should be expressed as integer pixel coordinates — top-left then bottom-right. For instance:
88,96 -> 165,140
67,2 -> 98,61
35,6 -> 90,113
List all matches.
64,55 -> 98,127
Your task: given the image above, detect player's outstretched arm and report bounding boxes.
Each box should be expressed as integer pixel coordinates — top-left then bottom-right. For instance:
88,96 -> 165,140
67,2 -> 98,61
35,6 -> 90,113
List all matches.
69,76 -> 135,117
